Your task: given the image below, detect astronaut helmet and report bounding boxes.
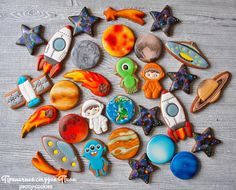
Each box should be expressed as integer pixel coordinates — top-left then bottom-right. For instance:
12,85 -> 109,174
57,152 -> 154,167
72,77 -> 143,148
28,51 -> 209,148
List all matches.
81,99 -> 104,119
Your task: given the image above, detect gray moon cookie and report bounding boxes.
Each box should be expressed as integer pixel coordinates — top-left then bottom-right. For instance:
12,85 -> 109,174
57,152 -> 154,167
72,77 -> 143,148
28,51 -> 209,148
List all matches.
134,33 -> 162,62
71,40 -> 101,69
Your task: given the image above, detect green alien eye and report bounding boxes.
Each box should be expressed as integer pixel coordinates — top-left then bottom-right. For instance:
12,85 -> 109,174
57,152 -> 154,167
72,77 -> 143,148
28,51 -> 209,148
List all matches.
122,63 -> 129,71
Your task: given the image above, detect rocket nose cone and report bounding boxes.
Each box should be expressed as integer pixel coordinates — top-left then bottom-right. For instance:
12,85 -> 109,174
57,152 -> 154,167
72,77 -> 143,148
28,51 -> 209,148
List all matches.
162,90 -> 169,94
17,76 -> 27,85
65,25 -> 73,31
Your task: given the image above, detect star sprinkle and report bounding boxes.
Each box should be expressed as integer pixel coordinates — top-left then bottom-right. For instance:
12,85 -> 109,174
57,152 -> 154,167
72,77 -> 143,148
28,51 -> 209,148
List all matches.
133,105 -> 163,135
167,64 -> 198,94
68,7 -> 100,36
192,127 -> 222,157
150,5 -> 180,36
16,24 -> 45,55
129,153 -> 157,184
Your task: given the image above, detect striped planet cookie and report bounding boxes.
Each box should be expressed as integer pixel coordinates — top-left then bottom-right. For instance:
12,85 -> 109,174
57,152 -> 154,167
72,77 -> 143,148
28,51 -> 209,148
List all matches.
108,127 -> 140,160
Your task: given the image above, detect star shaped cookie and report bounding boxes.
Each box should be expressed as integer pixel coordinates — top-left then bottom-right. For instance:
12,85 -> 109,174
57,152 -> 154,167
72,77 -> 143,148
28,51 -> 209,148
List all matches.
68,7 -> 100,36
167,64 -> 198,94
129,153 -> 157,184
133,105 -> 162,135
192,127 -> 222,157
16,24 -> 45,55
150,5 -> 180,36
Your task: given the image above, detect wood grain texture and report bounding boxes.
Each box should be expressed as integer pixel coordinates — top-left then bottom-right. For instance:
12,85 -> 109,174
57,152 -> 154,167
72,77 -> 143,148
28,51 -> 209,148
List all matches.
0,0 -> 236,189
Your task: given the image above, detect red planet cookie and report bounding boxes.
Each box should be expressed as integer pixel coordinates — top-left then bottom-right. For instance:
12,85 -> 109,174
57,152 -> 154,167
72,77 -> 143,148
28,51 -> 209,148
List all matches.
59,114 -> 89,144
102,24 -> 135,57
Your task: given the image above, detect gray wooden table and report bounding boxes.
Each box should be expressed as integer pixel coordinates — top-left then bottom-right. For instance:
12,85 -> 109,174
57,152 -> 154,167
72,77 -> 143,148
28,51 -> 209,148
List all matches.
0,0 -> 236,189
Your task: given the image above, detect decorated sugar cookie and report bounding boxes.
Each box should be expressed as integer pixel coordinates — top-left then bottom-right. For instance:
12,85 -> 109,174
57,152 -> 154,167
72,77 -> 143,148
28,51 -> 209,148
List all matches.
116,58 -> 139,94
140,63 -> 165,99
106,95 -> 135,124
83,139 -> 109,177
81,100 -> 108,135
102,24 -> 135,57
108,127 -> 140,160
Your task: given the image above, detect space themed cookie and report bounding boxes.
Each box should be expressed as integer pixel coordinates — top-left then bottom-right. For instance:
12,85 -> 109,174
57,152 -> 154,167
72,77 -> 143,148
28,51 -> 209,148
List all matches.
191,71 -> 231,113
165,41 -> 209,69
82,139 -> 109,177
115,58 -> 139,94
22,105 -> 58,138
106,95 -> 135,124
134,33 -> 162,62
170,151 -> 199,180
71,40 -> 100,69
140,63 -> 165,99
108,127 -> 140,160
59,114 -> 89,144
50,80 -> 80,111
42,136 -> 81,172
102,24 -> 135,57
146,134 -> 175,164
81,99 -> 108,135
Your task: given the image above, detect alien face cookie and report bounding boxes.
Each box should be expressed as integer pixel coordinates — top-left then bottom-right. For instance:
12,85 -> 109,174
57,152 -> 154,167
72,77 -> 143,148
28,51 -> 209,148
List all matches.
83,139 -> 109,177
71,40 -> 100,69
140,63 -> 165,99
116,58 -> 139,94
81,99 -> 108,135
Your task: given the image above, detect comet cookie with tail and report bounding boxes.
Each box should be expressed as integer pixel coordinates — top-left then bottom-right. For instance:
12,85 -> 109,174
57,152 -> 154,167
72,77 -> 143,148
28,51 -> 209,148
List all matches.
160,90 -> 193,142
37,26 -> 73,78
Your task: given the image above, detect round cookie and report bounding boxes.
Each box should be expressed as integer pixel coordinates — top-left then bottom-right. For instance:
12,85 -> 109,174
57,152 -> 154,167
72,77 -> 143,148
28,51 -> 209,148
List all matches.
135,33 -> 162,62
146,134 -> 175,164
59,114 -> 89,144
102,24 -> 135,57
106,95 -> 135,124
108,127 -> 140,160
71,40 -> 100,69
170,151 -> 199,180
50,80 -> 80,110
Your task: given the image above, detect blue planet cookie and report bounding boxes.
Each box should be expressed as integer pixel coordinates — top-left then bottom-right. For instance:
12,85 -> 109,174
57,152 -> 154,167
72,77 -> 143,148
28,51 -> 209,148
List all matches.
146,134 -> 175,164
170,151 -> 199,180
106,95 -> 135,124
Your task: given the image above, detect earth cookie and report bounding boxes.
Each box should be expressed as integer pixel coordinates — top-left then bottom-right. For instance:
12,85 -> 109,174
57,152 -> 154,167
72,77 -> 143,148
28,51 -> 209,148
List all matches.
50,80 -> 80,111
71,40 -> 100,69
108,127 -> 140,160
59,114 -> 89,144
102,24 -> 135,57
115,58 -> 139,94
83,139 -> 109,177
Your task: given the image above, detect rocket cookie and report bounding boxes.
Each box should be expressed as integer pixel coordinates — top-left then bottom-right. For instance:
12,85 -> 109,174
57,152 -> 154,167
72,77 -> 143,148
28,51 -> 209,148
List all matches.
140,63 -> 165,99
108,128 -> 140,160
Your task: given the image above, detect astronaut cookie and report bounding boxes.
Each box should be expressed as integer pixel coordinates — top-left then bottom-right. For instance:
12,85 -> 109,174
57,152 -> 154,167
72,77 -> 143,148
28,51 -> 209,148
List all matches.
71,40 -> 101,69
83,139 -> 109,177
81,99 -> 108,135
115,58 -> 139,94
140,63 -> 165,99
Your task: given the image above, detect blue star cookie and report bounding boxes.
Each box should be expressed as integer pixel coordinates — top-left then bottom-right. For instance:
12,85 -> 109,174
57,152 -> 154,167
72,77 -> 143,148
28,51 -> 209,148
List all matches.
68,7 -> 100,36
129,153 -> 157,184
133,105 -> 162,135
150,5 -> 180,36
192,127 -> 222,157
167,64 -> 198,94
16,24 -> 45,55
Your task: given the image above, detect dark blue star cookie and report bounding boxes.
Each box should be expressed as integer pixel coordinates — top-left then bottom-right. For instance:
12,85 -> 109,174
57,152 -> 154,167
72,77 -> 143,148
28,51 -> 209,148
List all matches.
192,127 -> 222,157
129,153 -> 157,184
167,64 -> 198,94
68,7 -> 100,36
150,5 -> 180,36
133,105 -> 162,135
16,24 -> 45,55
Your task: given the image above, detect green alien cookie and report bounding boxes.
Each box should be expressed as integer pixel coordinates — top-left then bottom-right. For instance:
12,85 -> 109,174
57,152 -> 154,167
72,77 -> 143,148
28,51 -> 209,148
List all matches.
115,58 -> 139,94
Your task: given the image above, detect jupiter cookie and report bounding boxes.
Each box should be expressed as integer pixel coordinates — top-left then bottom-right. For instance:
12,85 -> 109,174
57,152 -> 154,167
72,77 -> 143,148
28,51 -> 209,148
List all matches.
108,127 -> 140,160
50,80 -> 80,110
71,40 -> 100,69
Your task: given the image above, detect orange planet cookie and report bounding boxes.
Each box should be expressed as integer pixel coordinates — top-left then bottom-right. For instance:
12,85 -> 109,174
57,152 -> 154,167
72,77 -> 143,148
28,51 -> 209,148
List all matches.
102,24 -> 135,57
108,127 -> 140,160
191,71 -> 231,113
50,80 -> 80,111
